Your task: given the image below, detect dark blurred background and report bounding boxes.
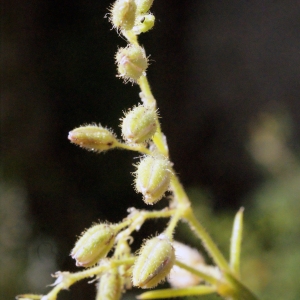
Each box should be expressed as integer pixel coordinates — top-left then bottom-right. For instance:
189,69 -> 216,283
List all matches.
2,1 -> 300,299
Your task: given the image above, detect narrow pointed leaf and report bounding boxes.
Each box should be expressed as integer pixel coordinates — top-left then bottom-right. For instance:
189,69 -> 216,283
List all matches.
230,207 -> 244,276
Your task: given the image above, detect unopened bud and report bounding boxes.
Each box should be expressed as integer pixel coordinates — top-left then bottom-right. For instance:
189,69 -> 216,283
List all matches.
133,14 -> 155,35
121,105 -> 157,143
116,44 -> 148,83
135,0 -> 154,14
68,125 -> 117,152
96,270 -> 122,300
110,0 -> 137,31
135,155 -> 171,204
71,224 -> 116,267
132,234 -> 175,289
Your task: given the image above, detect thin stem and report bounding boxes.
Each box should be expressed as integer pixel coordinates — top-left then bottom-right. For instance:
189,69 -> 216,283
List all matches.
44,258 -> 135,300
152,124 -> 169,157
137,75 -> 156,108
169,173 -> 190,207
16,295 -> 43,300
116,141 -> 151,154
184,208 -> 230,272
117,208 -> 176,241
111,257 -> 135,267
137,285 -> 217,299
174,260 -> 218,285
142,208 -> 176,219
123,30 -> 138,45
164,208 -> 181,239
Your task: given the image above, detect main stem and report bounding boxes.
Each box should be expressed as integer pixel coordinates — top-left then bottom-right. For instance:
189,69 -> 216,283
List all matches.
126,28 -> 260,300
134,42 -> 230,270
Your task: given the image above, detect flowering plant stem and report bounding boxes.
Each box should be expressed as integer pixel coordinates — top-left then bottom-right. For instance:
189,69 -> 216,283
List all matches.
130,24 -> 260,300
17,1 -> 263,299
136,75 -> 260,300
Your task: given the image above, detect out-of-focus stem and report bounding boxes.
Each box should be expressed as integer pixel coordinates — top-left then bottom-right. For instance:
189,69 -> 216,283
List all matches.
175,260 -> 218,285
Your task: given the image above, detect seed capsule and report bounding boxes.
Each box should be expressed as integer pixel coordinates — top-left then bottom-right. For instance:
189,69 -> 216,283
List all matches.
68,125 -> 117,152
96,270 -> 122,300
121,105 -> 157,143
135,155 -> 171,204
71,224 -> 116,267
116,44 -> 148,83
132,234 -> 175,289
110,0 -> 137,31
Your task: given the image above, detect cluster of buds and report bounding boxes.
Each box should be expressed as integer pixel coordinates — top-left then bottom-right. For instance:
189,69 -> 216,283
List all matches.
17,0 -> 256,299
68,0 -> 176,298
110,0 -> 155,83
110,0 -> 154,33
68,106 -> 171,207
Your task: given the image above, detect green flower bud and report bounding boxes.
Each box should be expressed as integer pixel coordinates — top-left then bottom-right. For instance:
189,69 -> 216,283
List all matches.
110,0 -> 137,31
135,0 -> 154,14
133,14 -> 155,35
96,270 -> 122,300
121,105 -> 157,143
71,224 -> 116,267
116,44 -> 148,83
135,155 -> 171,204
132,234 -> 175,289
68,124 -> 117,152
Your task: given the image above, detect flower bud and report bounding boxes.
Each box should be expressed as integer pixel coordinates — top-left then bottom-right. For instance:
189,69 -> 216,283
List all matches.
110,0 -> 137,31
116,44 -> 148,83
68,125 -> 117,152
71,224 -> 116,267
132,234 -> 175,289
121,105 -> 157,143
135,0 -> 154,14
133,14 -> 155,35
96,270 -> 122,300
135,155 -> 171,204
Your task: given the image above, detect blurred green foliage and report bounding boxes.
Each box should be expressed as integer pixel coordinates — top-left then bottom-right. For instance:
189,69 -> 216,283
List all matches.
176,113 -> 300,300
